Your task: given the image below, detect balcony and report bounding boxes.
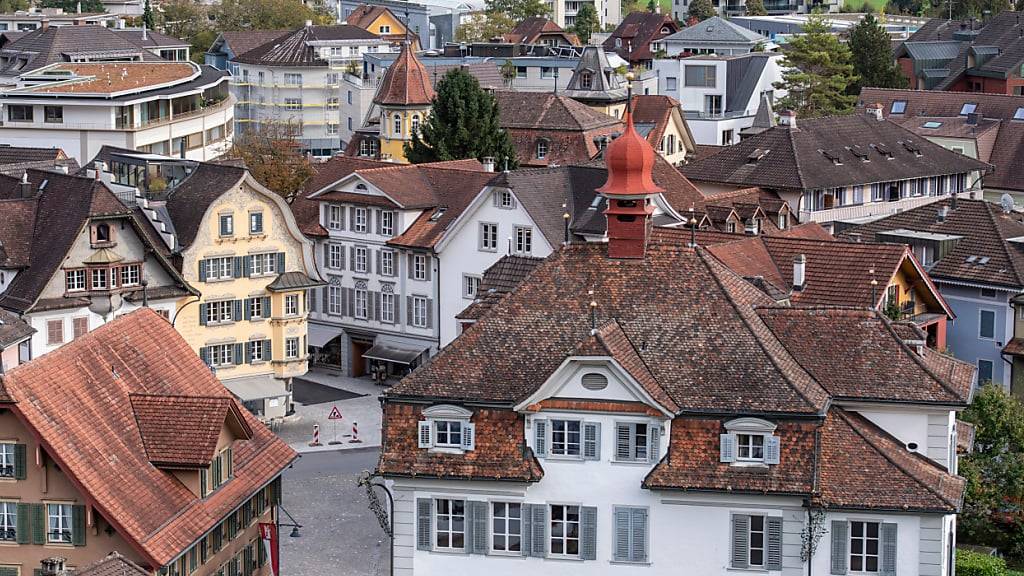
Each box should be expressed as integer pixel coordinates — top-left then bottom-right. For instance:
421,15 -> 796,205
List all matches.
764,2 -> 799,10
799,195 -> 946,224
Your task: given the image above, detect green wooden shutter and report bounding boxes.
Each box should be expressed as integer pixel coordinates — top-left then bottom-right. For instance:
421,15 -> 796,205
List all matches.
13,443 -> 26,480
880,523 -> 897,576
212,456 -> 221,489
731,514 -> 750,569
580,506 -> 597,560
766,516 -> 783,571
31,503 -> 45,545
226,446 -> 233,478
72,504 -> 86,546
0,567 -> 19,576
416,498 -> 432,551
16,502 -> 30,544
831,520 -> 848,575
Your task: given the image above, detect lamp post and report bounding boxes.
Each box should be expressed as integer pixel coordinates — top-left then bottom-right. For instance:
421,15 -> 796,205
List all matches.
359,471 -> 395,576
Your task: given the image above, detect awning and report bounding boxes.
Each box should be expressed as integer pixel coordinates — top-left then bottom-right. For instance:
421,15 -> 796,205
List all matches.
363,343 -> 428,365
221,374 -> 288,401
308,323 -> 344,348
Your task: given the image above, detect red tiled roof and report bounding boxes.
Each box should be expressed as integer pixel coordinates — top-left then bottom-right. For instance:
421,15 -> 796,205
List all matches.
374,42 -> 435,106
631,94 -> 680,149
293,156 -> 392,237
502,17 -> 579,45
1,309 -> 296,566
602,12 -> 678,62
131,394 -> 251,469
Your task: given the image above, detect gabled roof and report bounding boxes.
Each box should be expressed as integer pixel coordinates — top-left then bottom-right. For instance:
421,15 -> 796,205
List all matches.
840,197 -> 1024,289
496,90 -> 622,131
602,11 -> 678,62
373,42 -> 435,106
456,254 -> 546,321
345,4 -> 401,31
0,308 -> 33,348
293,156 -> 392,237
502,17 -> 578,45
681,114 -> 991,190
131,393 -> 251,469
211,30 -> 291,59
76,552 -> 149,576
164,162 -> 248,250
233,24 -> 380,67
114,29 -> 190,49
0,24 -> 163,77
0,309 -> 296,566
663,16 -> 766,44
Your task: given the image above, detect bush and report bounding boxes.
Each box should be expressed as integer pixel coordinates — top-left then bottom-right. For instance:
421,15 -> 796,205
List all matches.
958,549 -> 1007,576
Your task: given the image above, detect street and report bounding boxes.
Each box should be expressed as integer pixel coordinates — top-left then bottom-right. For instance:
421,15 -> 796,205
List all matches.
280,448 -> 389,576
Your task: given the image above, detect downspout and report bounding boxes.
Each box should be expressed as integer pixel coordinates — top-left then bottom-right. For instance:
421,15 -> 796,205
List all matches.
434,253 -> 440,357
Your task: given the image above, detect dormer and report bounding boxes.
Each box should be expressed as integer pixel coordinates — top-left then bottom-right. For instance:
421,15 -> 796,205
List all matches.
719,417 -> 780,466
89,220 -> 116,248
417,404 -> 475,453
130,394 -> 253,498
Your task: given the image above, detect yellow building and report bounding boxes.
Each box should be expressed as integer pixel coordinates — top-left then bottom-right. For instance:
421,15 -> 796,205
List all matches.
128,158 -> 322,420
364,42 -> 435,163
344,4 -> 415,46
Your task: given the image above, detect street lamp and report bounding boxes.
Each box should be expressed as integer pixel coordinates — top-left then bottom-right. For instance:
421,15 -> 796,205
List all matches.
359,470 -> 395,576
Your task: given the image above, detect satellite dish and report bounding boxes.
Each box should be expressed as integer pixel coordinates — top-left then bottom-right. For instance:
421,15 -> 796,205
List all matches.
1001,193 -> 1015,214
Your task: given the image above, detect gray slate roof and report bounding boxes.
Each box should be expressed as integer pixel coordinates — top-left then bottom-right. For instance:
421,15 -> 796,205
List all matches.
725,52 -> 772,113
664,16 -> 766,44
0,25 -> 164,77
564,46 -> 627,102
233,24 -> 381,67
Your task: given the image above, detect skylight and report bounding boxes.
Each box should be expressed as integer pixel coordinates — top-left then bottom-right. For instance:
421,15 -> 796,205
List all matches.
890,100 -> 907,114
1015,107 -> 1024,121
922,121 -> 943,129
960,103 -> 977,115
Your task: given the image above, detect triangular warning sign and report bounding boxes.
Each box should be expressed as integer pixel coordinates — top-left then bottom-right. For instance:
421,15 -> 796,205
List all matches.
327,406 -> 343,420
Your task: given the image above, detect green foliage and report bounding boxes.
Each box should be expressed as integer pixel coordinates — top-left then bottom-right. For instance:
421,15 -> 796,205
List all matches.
211,0 -> 332,31
39,0 -> 104,11
849,13 -> 908,92
456,11 -> 515,42
745,0 -> 768,16
404,68 -> 518,169
957,549 -> 1008,576
687,0 -> 716,21
929,0 -> 1009,19
572,2 -> 600,44
647,0 -> 657,10
772,12 -> 857,118
143,0 -> 155,29
485,0 -> 549,22
0,0 -> 28,12
224,123 -> 314,197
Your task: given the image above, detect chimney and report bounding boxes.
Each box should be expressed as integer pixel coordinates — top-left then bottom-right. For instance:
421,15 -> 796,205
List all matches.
866,102 -> 883,121
950,192 -> 958,210
793,254 -> 806,291
20,173 -> 33,198
655,2 -> 661,13
142,23 -> 147,41
779,109 -> 797,129
482,156 -> 495,172
40,18 -> 50,30
937,205 -> 948,222
966,111 -> 979,125
305,19 -> 313,27
39,557 -> 66,576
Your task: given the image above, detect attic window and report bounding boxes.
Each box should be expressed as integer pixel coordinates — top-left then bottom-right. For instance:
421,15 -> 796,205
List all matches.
871,143 -> 894,159
890,100 -> 907,114
848,145 -> 869,161
580,71 -> 593,90
581,372 -> 608,390
922,121 -> 943,129
1014,107 -> 1024,121
819,149 -> 842,165
429,206 -> 447,222
418,405 -> 475,452
746,148 -> 769,164
720,417 -> 780,466
901,140 -> 922,156
960,103 -> 977,115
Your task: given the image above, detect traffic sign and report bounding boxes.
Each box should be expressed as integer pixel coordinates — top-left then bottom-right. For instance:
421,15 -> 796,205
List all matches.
328,406 -> 343,420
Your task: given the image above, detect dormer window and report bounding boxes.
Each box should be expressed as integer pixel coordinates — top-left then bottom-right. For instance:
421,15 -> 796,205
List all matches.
201,445 -> 233,497
90,222 -> 114,247
580,71 -> 593,89
719,417 -> 780,465
418,405 -> 475,452
536,139 -> 549,160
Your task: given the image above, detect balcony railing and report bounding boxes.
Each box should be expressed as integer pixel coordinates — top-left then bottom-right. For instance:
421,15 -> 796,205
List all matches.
799,195 -> 945,223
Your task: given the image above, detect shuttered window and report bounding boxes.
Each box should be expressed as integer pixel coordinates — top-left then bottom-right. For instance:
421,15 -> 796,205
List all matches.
491,502 -> 521,553
612,506 -> 648,563
732,514 -> 782,570
615,423 -> 649,461
549,504 -> 580,557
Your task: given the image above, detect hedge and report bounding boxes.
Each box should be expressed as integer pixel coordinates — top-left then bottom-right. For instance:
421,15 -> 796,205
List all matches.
958,549 -> 1008,576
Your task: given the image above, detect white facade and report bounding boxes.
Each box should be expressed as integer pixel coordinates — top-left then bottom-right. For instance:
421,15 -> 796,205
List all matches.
548,0 -> 621,30
655,53 -> 785,146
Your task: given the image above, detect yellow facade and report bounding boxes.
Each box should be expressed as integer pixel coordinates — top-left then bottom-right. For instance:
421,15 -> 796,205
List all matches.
364,10 -> 407,38
174,176 -> 315,417
884,260 -> 932,317
378,107 -> 430,163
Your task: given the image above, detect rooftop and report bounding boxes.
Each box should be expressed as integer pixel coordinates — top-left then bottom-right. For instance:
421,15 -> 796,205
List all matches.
17,61 -> 197,95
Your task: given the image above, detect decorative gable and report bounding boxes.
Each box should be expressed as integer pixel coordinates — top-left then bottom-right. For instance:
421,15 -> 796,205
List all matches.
515,357 -> 673,417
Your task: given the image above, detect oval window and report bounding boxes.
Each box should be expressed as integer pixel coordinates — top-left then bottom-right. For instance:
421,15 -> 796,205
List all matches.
581,373 -> 608,390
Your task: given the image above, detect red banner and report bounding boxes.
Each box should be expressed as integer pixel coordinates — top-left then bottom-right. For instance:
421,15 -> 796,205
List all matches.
258,523 -> 279,576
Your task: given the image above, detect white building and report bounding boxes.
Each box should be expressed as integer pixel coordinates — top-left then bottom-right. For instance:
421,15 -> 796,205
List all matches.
230,22 -> 396,157
660,16 -> 769,56
655,52 -> 785,145
375,111 -> 974,576
0,61 -> 234,163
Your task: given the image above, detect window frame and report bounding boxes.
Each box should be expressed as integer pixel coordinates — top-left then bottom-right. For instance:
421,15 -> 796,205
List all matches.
65,269 -> 86,292
748,514 -> 766,567
219,214 -> 234,237
284,294 -> 299,317
463,274 -> 481,299
285,337 -> 299,359
614,421 -> 649,462
354,246 -> 368,273
490,501 -> 522,554
514,226 -> 533,254
412,296 -> 428,328
0,443 -> 14,479
550,418 -> 582,458
978,358 -> 994,385
249,212 -> 264,235
978,308 -> 997,340
380,292 -> 395,323
354,288 -> 368,319
380,250 -> 395,276
434,498 -> 466,551
354,208 -> 368,233
433,419 -> 463,448
890,100 -> 907,114
46,503 -> 73,544
548,504 -> 581,558
413,255 -> 427,281
328,244 -> 344,269
479,222 -> 498,252
849,520 -> 881,573
0,499 -> 16,542
327,205 -> 344,230
380,211 -> 396,236
736,432 -> 766,462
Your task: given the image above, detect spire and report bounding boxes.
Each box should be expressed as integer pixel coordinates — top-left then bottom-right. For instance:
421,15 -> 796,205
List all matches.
373,42 -> 435,107
596,78 -> 663,259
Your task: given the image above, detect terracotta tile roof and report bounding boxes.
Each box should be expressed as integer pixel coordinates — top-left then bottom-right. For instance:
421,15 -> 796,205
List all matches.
630,94 -> 680,149
373,42 -> 435,106
756,307 -> 971,405
681,114 -> 991,191
840,198 -> 1024,289
76,552 -> 149,576
293,156 -> 392,237
0,196 -> 36,268
0,309 -> 296,566
131,394 -> 249,469
587,319 -> 679,413
497,90 -> 621,132
1004,337 -> 1024,355
457,255 -> 546,321
377,403 -> 543,481
602,12 -> 678,62
501,17 -> 579,45
0,308 -> 33,348
523,398 -> 665,416
22,62 -> 196,94
816,408 -> 963,512
345,5 -> 394,29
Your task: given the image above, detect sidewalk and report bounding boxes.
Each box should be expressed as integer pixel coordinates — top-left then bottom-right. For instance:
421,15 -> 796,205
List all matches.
279,368 -> 386,454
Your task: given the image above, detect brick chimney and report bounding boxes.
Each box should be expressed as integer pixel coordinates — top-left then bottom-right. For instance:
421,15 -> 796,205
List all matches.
779,109 -> 797,129
866,103 -> 883,121
20,172 -> 33,199
596,100 -> 663,259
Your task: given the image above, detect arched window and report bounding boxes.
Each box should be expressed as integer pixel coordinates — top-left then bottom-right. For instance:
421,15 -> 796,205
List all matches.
95,224 -> 110,242
580,72 -> 593,90
535,139 -> 548,160
393,114 -> 402,136
411,114 -> 420,134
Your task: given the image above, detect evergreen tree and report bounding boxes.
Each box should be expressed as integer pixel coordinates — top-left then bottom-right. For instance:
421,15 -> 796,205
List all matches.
772,12 -> 858,117
745,0 -> 768,15
143,0 -> 155,30
849,12 -> 909,91
572,3 -> 600,43
404,68 -> 518,169
687,0 -> 716,21
647,0 -> 658,11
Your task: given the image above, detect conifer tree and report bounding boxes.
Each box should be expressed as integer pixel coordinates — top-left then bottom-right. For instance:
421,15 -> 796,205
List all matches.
687,0 -> 716,21
848,12 -> 909,92
773,12 -> 858,117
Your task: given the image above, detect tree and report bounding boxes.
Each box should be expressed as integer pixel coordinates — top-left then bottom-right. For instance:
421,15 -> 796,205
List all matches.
772,12 -> 857,118
485,0 -> 549,22
958,386 -> 1024,559
848,12 -> 908,91
225,124 -> 315,198
687,0 -> 716,21
455,11 -> 515,42
143,0 -> 155,29
404,68 -> 518,169
39,0 -> 104,11
745,0 -> 768,15
211,0 -> 332,32
572,3 -> 600,43
0,0 -> 28,12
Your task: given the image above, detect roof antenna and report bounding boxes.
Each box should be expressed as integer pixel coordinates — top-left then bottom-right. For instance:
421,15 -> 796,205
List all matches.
588,290 -> 597,333
869,268 -> 878,308
563,203 -> 571,245
688,204 -> 698,248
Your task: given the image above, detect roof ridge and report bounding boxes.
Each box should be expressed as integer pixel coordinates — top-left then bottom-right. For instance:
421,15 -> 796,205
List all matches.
873,310 -> 968,402
983,200 -> 1024,286
593,318 -> 678,412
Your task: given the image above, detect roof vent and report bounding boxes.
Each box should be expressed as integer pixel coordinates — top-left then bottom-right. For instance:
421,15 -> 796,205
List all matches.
581,372 -> 608,390
429,206 -> 447,221
901,140 -> 922,156
746,148 -> 770,164
848,145 -> 869,160
871,143 -> 893,158
819,149 -> 842,165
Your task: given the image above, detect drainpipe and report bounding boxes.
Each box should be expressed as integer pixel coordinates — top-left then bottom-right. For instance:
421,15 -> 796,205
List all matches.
433,253 -> 440,358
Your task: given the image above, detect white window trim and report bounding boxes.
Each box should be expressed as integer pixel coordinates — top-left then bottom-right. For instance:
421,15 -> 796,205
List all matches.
489,500 -> 524,555
613,419 -> 651,463
978,308 -> 998,341
723,417 -> 776,467
548,418 -> 583,460
547,502 -> 582,559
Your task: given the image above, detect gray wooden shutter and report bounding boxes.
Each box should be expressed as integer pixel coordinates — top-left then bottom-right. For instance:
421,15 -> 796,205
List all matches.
13,443 -> 26,480
376,250 -> 382,274
245,341 -> 253,363
581,506 -> 597,561
233,299 -> 243,322
242,255 -> 251,277
631,508 -> 648,563
242,298 -> 252,321
16,503 -> 30,544
262,296 -> 271,316
462,423 -> 475,450
530,504 -> 546,557
520,504 -> 533,557
322,243 -> 330,267
72,504 -> 86,546
199,303 -> 208,326
347,288 -> 355,317
322,286 -> 329,313
648,425 -> 661,463
276,252 -> 286,272
233,343 -> 244,365
425,256 -> 432,281
765,435 -> 781,465
367,210 -> 374,234
199,346 -> 210,365
349,246 -> 355,271
720,433 -> 737,463
349,207 -> 355,230
407,253 -> 414,279
416,499 -> 432,551
462,501 -> 474,554
613,507 -> 631,562
767,516 -> 783,571
616,423 -> 632,460
731,514 -> 750,569
198,259 -> 207,281
376,209 -> 383,234
406,296 -> 413,325
233,256 -> 244,278
583,422 -> 600,460
831,520 -> 848,575
534,419 -> 547,457
472,501 -> 488,555
880,523 -> 897,576
426,299 -> 433,328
